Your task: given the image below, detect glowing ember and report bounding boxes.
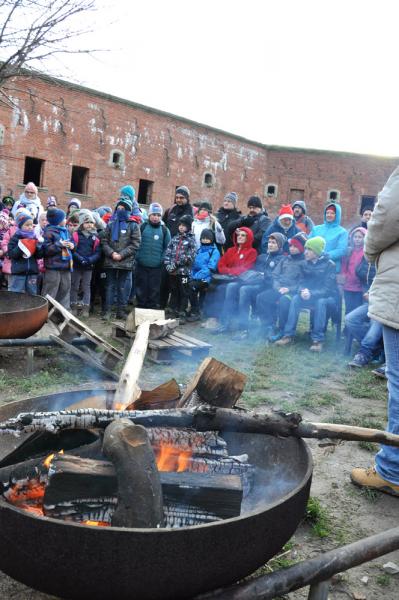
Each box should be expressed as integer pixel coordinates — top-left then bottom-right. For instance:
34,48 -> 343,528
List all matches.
82,520 -> 110,527
43,449 -> 64,469
156,443 -> 192,472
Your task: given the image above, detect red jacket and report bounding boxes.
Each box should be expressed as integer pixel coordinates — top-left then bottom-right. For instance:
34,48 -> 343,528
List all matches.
217,227 -> 257,275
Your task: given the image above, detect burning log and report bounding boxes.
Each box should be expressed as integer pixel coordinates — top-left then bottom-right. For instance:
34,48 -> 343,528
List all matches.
146,427 -> 228,457
3,405 -> 399,448
178,358 -> 247,408
102,419 -> 164,528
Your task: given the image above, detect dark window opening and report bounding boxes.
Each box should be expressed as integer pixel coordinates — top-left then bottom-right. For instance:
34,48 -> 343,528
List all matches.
360,195 -> 376,214
24,157 -> 44,187
290,188 -> 305,202
266,184 -> 277,197
138,179 -> 154,205
70,166 -> 89,195
204,173 -> 213,187
112,152 -> 121,165
329,190 -> 338,200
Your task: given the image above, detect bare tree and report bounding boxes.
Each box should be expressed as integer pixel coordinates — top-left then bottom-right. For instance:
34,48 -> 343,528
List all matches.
0,0 -> 98,89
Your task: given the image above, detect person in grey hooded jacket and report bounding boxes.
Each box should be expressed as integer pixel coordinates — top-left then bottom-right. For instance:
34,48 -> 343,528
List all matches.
292,200 -> 314,235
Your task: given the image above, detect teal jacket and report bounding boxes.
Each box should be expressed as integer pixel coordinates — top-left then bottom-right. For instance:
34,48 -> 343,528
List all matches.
136,221 -> 171,268
310,202 -> 348,273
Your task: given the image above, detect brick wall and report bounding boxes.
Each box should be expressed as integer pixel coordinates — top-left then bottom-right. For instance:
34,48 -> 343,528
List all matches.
0,74 -> 397,228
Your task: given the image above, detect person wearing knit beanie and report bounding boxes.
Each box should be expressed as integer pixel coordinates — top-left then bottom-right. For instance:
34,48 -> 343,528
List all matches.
148,202 -> 163,216
68,198 -> 81,210
119,185 -> 135,201
199,201 -> 213,213
116,196 -> 133,212
15,212 -> 33,230
24,182 -> 38,195
269,232 -> 286,251
247,195 -> 263,209
47,196 -> 57,208
278,204 -> 294,223
224,192 -> 238,205
261,206 -> 299,253
47,208 -> 66,227
12,183 -> 43,223
175,186 -> 190,202
289,231 -> 308,254
178,214 -> 193,231
304,236 -> 326,257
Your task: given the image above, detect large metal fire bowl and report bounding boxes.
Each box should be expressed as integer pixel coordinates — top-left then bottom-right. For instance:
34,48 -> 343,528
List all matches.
0,387 -> 313,599
0,291 -> 48,338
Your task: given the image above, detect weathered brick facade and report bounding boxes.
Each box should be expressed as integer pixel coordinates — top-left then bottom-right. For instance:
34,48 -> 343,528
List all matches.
0,73 -> 397,227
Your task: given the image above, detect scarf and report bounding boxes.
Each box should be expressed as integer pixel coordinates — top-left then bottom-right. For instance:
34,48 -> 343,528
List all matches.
54,225 -> 73,271
111,209 -> 130,242
16,228 -> 36,239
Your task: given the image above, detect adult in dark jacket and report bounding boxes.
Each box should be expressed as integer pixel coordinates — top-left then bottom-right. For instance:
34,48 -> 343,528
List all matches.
292,200 -> 315,235
101,195 -> 141,318
257,232 -> 307,339
215,192 -> 242,250
261,204 -> 299,254
276,236 -> 337,351
164,186 -> 194,237
135,202 -> 171,309
226,196 -> 271,253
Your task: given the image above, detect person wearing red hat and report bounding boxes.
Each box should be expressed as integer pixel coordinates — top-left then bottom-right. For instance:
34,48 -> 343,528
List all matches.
261,204 -> 299,253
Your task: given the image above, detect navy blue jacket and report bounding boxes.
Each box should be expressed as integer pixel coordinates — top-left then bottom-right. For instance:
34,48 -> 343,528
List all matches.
7,233 -> 43,275
261,218 -> 299,254
72,230 -> 101,270
42,225 -> 73,271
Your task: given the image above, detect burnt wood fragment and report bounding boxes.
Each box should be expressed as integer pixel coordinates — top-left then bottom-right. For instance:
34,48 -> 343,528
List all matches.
102,419 -> 164,528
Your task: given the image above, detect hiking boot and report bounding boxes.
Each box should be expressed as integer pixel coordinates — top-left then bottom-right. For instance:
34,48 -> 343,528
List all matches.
232,330 -> 249,341
309,341 -> 323,352
186,312 -> 201,322
348,352 -> 369,368
372,365 -> 387,379
350,466 -> 399,497
274,336 -> 293,346
81,305 -> 90,318
71,303 -> 79,317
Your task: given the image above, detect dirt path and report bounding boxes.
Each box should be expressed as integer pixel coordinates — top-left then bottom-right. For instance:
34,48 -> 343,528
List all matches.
0,317 -> 397,599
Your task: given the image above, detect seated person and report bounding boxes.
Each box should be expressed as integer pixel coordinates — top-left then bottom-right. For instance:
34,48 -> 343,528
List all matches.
260,204 -> 299,254
257,232 -> 307,340
213,232 -> 286,338
275,236 -> 337,352
187,228 -> 220,321
203,227 -> 257,327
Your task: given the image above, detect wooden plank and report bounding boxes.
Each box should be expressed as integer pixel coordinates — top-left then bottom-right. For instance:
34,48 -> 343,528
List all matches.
171,330 -> 212,348
167,334 -> 197,348
49,335 -> 119,381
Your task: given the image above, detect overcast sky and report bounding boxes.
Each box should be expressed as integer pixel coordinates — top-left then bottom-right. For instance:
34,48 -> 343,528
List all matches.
34,0 -> 399,157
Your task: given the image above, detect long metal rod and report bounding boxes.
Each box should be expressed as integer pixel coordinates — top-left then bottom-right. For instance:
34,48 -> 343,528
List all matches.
198,526 -> 399,599
0,338 -> 91,347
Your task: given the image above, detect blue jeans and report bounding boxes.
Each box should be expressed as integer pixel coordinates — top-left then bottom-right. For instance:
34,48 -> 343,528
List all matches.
375,325 -> 399,485
221,282 -> 261,329
283,294 -> 332,342
345,304 -> 383,361
9,274 -> 38,295
105,269 -> 131,311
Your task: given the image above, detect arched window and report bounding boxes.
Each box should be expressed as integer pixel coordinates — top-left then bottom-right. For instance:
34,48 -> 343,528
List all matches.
204,173 -> 213,187
109,150 -> 124,169
265,183 -> 278,198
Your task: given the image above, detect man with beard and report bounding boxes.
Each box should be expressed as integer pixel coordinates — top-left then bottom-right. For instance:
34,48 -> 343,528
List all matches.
292,200 -> 314,235
164,186 -> 194,237
227,196 -> 271,253
215,192 -> 241,250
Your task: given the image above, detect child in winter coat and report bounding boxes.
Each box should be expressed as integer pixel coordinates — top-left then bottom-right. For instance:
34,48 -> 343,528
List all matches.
41,208 -> 75,309
164,214 -> 196,320
135,203 -> 171,309
191,201 -> 226,250
188,228 -> 220,321
0,211 -> 10,288
70,212 -> 101,317
7,212 -> 43,295
257,231 -> 307,339
341,227 -> 367,314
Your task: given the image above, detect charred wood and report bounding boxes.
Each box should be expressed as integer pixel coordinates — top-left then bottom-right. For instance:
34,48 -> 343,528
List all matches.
3,406 -> 399,447
102,419 -> 164,528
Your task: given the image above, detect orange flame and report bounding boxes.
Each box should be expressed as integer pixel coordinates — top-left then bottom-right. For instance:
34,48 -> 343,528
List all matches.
43,449 -> 64,469
82,520 -> 110,527
156,443 -> 192,472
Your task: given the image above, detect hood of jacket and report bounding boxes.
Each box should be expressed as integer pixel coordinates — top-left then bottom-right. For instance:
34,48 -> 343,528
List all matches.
292,200 -> 307,214
232,226 -> 254,249
323,202 -> 342,227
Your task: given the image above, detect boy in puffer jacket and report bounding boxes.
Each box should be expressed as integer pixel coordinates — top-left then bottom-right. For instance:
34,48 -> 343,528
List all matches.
7,212 -> 43,295
41,208 -> 74,308
70,212 -> 101,317
164,214 -> 196,321
187,228 -> 220,321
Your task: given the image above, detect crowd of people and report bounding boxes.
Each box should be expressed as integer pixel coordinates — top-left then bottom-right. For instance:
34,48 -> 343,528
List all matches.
1,175 -> 398,498
0,181 -> 378,357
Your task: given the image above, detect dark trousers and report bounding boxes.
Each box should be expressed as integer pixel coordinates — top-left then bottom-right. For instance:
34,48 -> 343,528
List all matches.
283,294 -> 334,342
256,288 -> 291,331
104,268 -> 131,311
135,265 -> 162,309
168,273 -> 190,314
189,280 -> 209,313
